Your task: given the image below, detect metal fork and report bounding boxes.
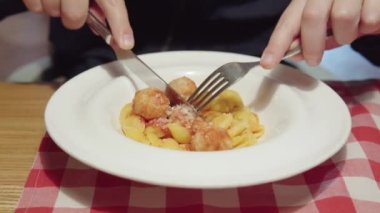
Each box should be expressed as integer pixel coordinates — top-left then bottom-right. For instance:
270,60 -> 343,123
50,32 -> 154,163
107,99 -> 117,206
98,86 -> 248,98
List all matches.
187,47 -> 301,111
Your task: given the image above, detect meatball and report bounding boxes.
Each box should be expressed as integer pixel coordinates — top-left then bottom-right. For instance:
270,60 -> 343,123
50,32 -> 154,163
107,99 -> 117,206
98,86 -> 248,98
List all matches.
169,76 -> 197,100
191,124 -> 233,151
132,88 -> 170,120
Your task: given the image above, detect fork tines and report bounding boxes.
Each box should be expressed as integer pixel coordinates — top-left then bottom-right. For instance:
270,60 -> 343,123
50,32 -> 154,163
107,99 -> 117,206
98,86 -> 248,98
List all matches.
187,71 -> 231,111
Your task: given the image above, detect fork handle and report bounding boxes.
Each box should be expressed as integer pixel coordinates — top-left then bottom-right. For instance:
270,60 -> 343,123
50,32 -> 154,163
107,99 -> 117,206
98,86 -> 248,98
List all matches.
282,29 -> 333,60
283,46 -> 301,60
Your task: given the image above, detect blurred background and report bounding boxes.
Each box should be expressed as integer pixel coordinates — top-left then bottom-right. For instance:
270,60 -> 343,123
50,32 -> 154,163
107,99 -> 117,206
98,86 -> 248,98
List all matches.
1,11 -> 379,83
0,12 -> 49,81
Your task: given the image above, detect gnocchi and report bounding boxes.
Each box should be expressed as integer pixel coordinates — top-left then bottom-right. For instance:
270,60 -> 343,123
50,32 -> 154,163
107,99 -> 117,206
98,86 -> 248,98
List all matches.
119,77 -> 264,151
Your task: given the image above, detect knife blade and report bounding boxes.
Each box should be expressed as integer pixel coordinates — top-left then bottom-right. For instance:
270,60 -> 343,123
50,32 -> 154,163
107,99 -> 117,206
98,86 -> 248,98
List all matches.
113,49 -> 168,91
86,11 -> 186,106
113,48 -> 186,105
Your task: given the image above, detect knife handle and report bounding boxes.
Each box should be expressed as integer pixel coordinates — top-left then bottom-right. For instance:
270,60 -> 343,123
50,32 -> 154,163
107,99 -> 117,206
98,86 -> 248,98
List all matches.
86,11 -> 112,45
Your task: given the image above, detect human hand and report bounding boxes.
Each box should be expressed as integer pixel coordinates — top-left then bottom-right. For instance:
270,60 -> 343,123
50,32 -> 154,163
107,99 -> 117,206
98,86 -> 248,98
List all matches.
261,0 -> 380,69
22,0 -> 134,49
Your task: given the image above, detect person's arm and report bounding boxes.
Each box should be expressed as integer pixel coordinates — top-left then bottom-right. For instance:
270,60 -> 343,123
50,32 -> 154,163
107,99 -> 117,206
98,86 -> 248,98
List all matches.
22,0 -> 134,49
261,0 -> 380,69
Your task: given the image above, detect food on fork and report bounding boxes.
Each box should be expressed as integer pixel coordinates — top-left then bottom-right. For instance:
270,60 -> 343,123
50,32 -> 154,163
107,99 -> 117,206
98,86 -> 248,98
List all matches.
120,76 -> 264,151
168,76 -> 197,100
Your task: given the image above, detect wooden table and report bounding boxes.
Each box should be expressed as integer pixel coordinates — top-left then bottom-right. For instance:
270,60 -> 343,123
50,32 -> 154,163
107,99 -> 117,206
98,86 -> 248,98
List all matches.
0,82 -> 55,213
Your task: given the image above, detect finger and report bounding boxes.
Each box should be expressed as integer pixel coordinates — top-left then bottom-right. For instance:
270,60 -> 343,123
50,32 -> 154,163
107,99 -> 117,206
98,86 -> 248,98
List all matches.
61,0 -> 89,29
89,2 -> 106,21
375,29 -> 380,34
96,0 -> 134,49
289,37 -> 338,63
301,0 -> 333,66
359,0 -> 380,34
289,53 -> 304,62
41,0 -> 60,17
23,0 -> 43,13
325,36 -> 340,50
260,0 -> 307,69
331,0 -> 362,45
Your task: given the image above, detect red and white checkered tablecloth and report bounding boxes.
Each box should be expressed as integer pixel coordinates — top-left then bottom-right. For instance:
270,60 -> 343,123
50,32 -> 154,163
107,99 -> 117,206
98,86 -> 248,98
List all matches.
15,81 -> 380,213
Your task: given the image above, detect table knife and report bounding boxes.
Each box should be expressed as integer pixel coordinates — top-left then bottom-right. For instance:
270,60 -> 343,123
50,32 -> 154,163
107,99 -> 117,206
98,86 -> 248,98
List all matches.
86,11 -> 186,105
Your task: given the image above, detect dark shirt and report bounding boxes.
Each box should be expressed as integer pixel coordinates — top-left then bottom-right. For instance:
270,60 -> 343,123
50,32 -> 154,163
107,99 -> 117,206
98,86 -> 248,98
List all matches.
48,0 -> 291,78
0,0 -> 26,20
1,0 -> 379,80
128,0 -> 291,55
352,35 -> 380,66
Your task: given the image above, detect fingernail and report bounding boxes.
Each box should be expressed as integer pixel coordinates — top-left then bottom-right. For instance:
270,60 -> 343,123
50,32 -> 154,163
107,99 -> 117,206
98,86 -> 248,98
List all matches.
120,34 -> 134,49
261,52 -> 274,69
307,58 -> 320,66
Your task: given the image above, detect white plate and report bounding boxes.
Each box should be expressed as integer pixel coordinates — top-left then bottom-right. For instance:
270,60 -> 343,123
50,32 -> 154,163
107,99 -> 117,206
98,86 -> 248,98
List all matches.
45,51 -> 351,189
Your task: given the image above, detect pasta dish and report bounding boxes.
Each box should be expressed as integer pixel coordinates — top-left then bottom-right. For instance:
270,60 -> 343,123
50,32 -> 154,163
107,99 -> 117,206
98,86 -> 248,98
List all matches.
119,76 -> 264,151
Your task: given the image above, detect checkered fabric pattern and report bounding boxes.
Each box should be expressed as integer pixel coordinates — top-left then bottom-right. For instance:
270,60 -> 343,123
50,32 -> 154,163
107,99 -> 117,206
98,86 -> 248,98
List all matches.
15,81 -> 380,213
